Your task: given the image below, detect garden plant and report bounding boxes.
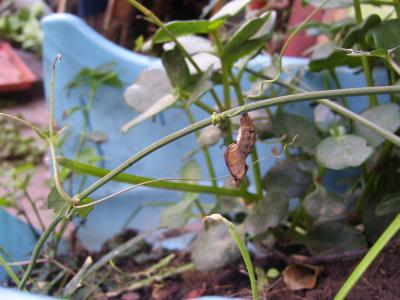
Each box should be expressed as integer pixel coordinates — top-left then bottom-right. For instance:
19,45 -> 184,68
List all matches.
1,0 -> 400,299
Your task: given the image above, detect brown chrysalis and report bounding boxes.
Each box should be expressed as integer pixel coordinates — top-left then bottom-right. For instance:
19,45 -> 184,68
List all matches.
224,113 -> 256,187
237,113 -> 256,157
224,143 -> 248,187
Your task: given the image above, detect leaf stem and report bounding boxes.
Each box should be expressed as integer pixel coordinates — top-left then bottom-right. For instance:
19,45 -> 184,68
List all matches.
49,56 -> 78,205
0,252 -> 21,286
213,31 -> 233,144
353,0 -> 378,107
334,214 -> 400,300
18,212 -> 65,290
60,157 -> 256,199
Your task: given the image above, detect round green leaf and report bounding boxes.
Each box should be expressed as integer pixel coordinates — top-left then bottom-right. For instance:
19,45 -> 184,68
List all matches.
354,103 -> 400,147
264,159 -> 312,198
273,110 -> 321,155
299,222 -> 367,255
316,135 -> 373,170
303,185 -> 347,223
245,192 -> 289,235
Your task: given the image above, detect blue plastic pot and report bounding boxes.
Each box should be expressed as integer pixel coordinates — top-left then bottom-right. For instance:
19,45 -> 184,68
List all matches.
0,12 -> 391,299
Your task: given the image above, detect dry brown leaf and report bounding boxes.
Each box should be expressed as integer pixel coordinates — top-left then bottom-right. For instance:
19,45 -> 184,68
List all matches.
282,264 -> 322,291
237,113 -> 256,157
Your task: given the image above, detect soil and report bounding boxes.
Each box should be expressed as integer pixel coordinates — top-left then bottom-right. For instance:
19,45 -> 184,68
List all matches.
65,230 -> 400,300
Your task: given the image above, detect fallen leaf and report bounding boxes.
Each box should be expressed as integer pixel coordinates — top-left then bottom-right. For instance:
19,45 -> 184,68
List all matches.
282,264 -> 322,291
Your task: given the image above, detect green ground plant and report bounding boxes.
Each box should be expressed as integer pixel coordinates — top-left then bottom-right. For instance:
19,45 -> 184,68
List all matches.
1,0 -> 400,298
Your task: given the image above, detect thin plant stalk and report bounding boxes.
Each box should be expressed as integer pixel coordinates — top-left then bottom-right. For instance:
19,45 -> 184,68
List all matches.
186,109 -> 220,215
23,188 -> 45,232
204,214 -> 258,300
59,157 -> 257,200
353,0 -> 379,107
334,214 -> 400,300
0,253 -> 21,286
18,212 -> 65,290
48,55 -> 78,205
213,31 -> 233,143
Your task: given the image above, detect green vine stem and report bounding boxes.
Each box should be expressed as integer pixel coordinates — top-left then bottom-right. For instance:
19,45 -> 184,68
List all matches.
213,31 -> 234,144
18,211 -> 65,290
0,252 -> 21,286
353,0 -> 378,107
59,158 -> 256,199
334,214 -> 400,300
49,55 -> 78,205
75,85 -> 400,202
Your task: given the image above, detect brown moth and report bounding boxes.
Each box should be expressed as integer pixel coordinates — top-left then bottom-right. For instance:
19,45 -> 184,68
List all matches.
224,113 -> 256,187
237,113 -> 256,157
224,143 -> 248,187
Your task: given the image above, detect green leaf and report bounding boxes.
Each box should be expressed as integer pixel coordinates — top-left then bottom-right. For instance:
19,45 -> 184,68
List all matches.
152,19 -> 226,44
316,135 -> 373,170
263,159 -> 312,198
371,19 -> 400,62
375,193 -> 400,217
187,66 -> 213,107
298,222 -> 367,255
341,14 -> 381,48
47,187 -> 67,214
210,0 -> 251,20
124,68 -> 172,113
273,109 -> 321,155
309,50 -> 361,72
191,222 -> 241,271
76,198 -> 94,218
180,160 -> 202,182
160,192 -> 198,229
354,103 -> 400,147
368,48 -> 388,59
162,47 -> 191,90
245,192 -> 289,235
224,38 -> 266,66
224,11 -> 271,53
121,94 -> 177,133
303,185 -> 347,223
0,197 -> 12,207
